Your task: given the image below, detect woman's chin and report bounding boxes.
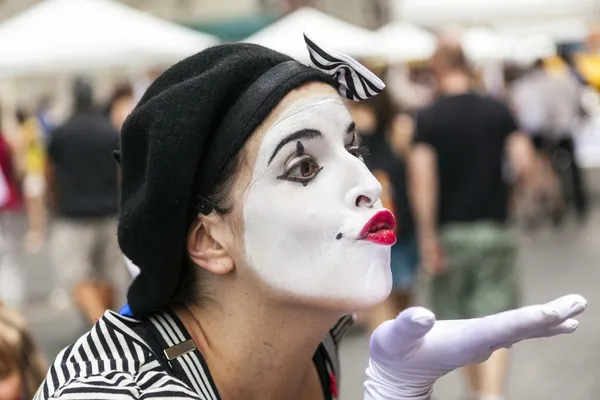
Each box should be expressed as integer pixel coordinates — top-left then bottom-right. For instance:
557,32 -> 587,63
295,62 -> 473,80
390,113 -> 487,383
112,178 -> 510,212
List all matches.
308,280 -> 394,314
344,281 -> 393,312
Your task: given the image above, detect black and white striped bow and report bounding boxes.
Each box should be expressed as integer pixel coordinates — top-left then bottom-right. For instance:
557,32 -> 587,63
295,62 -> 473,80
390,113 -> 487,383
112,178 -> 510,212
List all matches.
304,33 -> 385,101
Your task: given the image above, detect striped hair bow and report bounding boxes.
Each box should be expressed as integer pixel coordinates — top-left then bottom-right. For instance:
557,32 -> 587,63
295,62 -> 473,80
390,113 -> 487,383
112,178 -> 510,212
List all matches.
304,33 -> 385,101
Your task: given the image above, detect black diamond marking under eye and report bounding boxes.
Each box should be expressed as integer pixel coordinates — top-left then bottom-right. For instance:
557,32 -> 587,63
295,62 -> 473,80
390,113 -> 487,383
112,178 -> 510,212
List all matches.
336,233 -> 343,240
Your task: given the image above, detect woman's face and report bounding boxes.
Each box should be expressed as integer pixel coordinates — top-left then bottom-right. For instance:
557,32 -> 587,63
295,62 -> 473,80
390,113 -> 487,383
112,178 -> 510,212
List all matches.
222,83 -> 394,311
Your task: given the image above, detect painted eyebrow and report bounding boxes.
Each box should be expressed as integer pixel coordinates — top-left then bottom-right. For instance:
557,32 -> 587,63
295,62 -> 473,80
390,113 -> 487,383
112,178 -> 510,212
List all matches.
267,122 -> 356,166
268,128 -> 321,165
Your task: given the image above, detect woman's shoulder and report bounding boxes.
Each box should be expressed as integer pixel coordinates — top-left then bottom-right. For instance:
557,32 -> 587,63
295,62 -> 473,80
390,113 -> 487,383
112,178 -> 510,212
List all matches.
35,311 -> 203,399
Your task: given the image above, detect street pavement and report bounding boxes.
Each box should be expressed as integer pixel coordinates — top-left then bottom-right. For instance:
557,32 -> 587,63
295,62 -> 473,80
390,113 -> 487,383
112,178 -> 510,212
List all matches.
8,207 -> 600,400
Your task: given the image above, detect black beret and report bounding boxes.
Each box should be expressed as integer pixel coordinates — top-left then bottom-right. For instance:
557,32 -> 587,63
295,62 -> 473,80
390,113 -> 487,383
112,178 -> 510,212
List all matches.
118,43 -> 335,317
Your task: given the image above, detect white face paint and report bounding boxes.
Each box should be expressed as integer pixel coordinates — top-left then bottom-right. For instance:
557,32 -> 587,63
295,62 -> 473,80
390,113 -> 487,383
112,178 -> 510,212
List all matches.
243,95 -> 392,309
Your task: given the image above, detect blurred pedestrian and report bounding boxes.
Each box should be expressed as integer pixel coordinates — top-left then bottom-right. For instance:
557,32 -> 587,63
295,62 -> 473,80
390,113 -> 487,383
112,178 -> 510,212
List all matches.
409,41 -> 536,400
547,54 -> 589,221
348,92 -> 418,333
509,59 -> 564,227
0,117 -> 25,309
46,77 -> 128,324
0,303 -> 46,400
13,108 -> 46,254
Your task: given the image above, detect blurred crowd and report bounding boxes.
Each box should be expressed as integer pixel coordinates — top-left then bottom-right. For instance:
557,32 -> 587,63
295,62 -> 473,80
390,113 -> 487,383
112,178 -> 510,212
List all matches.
0,29 -> 598,399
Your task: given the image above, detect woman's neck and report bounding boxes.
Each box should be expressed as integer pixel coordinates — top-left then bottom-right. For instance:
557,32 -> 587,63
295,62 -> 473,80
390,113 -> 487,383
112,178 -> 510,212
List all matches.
176,294 -> 339,400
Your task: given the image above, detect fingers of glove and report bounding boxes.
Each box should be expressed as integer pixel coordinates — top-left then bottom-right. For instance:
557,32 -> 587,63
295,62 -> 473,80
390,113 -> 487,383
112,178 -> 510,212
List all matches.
486,318 -> 580,355
519,318 -> 580,341
511,295 -> 586,341
470,295 -> 586,349
542,294 -> 587,321
370,307 -> 435,356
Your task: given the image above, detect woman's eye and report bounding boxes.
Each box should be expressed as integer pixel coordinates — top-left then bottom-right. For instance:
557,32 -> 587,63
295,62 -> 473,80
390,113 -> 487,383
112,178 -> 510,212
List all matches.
347,145 -> 365,160
277,156 -> 323,186
299,159 -> 318,177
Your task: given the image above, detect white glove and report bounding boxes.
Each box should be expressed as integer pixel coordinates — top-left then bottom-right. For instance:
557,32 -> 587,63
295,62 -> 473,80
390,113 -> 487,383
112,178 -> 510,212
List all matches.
364,294 -> 587,400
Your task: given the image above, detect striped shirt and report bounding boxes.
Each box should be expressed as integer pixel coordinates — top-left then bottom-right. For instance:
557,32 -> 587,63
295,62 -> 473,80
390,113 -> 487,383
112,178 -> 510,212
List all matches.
34,310 -> 354,399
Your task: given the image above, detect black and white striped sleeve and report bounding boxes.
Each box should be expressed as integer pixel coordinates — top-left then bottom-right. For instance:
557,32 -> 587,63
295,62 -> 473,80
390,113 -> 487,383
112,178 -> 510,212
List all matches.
44,372 -> 141,399
40,370 -> 203,400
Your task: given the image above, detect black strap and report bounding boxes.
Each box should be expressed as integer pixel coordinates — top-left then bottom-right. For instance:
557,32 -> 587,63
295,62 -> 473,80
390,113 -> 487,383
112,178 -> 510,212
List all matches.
131,319 -> 178,378
313,343 -> 334,400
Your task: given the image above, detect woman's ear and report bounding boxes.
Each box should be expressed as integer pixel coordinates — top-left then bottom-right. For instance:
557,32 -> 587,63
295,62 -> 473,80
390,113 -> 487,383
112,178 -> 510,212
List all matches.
186,217 -> 234,275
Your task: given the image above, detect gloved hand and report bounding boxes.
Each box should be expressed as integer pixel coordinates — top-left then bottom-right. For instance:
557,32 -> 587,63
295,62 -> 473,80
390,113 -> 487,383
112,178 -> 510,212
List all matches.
364,294 -> 587,400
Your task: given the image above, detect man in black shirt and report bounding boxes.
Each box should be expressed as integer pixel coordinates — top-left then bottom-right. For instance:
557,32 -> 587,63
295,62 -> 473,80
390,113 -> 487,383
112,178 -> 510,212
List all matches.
46,78 -> 127,324
409,41 -> 535,400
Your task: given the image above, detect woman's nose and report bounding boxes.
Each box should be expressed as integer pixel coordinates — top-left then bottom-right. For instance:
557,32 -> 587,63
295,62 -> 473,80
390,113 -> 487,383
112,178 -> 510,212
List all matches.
345,165 -> 382,209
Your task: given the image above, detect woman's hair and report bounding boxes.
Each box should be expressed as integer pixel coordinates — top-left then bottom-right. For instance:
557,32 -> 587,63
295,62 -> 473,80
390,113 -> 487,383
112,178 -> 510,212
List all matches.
0,305 -> 47,399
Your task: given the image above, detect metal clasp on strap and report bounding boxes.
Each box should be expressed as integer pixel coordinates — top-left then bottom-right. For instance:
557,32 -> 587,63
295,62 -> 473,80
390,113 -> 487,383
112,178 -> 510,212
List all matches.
163,339 -> 197,361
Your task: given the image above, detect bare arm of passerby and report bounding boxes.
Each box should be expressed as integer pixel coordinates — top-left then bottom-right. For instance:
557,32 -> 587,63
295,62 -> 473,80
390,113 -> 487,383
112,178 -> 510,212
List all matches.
409,144 -> 437,240
409,143 -> 447,275
495,96 -> 536,183
506,132 -> 536,184
409,110 -> 448,275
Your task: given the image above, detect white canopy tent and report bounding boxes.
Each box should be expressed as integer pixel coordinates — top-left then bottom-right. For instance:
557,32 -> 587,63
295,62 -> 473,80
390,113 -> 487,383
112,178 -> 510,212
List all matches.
393,0 -> 597,27
0,0 -> 219,77
377,22 -> 437,62
242,7 -> 380,63
460,27 -> 555,64
460,28 -> 505,62
494,19 -> 590,43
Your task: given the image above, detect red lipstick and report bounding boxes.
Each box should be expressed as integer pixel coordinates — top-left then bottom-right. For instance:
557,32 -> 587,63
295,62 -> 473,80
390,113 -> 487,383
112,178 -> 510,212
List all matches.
358,210 -> 396,245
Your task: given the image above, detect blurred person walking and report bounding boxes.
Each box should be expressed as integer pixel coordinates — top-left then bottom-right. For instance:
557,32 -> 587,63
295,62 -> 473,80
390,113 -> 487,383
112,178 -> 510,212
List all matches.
13,109 -> 47,253
348,93 -> 419,333
509,60 -> 564,227
0,118 -> 25,309
0,302 -> 47,400
46,78 -> 128,324
409,42 -> 536,400
544,53 -> 589,222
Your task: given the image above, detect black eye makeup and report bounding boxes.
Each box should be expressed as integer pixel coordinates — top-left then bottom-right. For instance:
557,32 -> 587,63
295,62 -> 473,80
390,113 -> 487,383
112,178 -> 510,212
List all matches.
276,141 -> 323,186
345,130 -> 368,161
